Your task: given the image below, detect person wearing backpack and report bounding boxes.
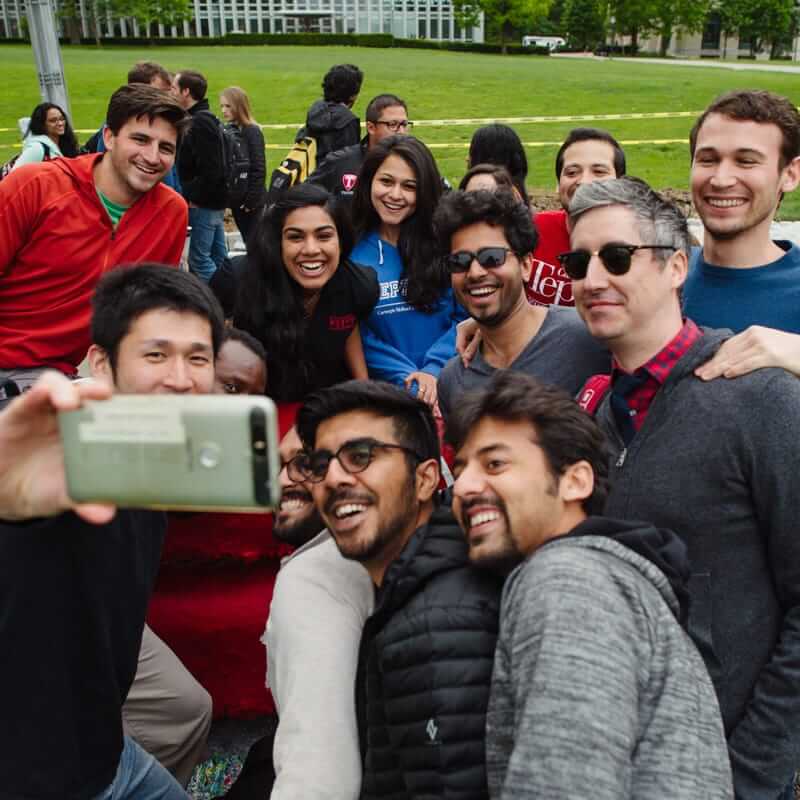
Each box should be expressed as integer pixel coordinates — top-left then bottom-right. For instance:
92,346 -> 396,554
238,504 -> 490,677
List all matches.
266,65 -> 363,203
172,69 -> 229,281
6,102 -> 78,174
220,85 -> 266,245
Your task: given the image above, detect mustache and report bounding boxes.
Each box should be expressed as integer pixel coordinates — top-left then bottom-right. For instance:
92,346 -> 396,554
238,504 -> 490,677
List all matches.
280,487 -> 313,505
324,489 -> 374,517
459,493 -> 506,530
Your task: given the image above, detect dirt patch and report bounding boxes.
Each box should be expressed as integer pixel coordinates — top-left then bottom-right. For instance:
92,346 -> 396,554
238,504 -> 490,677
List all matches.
529,188 -> 693,216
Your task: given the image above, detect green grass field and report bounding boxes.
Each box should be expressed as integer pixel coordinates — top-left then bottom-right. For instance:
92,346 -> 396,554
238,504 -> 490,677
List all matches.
3,44 -> 800,217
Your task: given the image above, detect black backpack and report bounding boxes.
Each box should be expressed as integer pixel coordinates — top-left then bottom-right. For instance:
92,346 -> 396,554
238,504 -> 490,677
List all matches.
202,112 -> 251,209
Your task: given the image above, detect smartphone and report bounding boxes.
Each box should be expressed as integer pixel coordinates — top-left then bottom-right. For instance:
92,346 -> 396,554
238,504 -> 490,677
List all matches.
58,394 -> 280,512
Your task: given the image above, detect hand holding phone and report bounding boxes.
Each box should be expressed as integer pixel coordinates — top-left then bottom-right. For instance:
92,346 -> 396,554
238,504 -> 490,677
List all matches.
0,372 -> 115,524
59,394 -> 280,512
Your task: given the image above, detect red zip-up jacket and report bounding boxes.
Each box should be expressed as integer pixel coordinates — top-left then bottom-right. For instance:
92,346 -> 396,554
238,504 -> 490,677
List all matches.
0,154 -> 188,374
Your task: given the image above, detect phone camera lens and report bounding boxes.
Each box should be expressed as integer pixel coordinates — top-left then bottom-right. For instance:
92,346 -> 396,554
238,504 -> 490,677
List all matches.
198,443 -> 221,469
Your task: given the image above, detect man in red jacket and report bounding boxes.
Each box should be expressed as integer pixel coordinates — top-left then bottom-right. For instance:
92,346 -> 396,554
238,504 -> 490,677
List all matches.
0,83 -> 189,408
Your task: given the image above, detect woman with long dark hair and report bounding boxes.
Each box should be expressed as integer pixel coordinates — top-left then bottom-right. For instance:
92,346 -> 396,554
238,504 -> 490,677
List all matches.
220,86 -> 267,243
350,135 -> 464,407
13,103 -> 79,170
233,183 -> 379,402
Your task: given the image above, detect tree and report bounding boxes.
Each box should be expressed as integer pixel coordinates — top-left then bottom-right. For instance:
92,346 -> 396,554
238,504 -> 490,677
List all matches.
58,0 -> 83,44
608,0 -> 657,51
453,0 -> 553,52
115,0 -> 191,41
563,0 -> 605,50
652,0 -> 711,56
717,0 -> 795,56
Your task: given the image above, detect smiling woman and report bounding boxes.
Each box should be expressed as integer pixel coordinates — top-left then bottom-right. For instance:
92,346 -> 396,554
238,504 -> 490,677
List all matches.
350,135 -> 467,408
11,102 -> 79,171
234,183 -> 380,402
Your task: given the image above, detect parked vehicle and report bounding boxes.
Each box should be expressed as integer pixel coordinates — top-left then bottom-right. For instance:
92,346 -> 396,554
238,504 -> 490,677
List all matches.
522,35 -> 565,51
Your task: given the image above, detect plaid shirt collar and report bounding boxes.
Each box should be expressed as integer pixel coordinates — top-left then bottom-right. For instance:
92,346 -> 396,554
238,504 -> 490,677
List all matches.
611,319 -> 702,386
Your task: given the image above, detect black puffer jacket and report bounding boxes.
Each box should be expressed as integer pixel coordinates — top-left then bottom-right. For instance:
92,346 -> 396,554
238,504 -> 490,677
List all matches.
356,504 -> 503,799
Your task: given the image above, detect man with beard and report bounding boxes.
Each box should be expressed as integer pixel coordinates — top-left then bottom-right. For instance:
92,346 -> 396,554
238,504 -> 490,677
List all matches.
263,425 -> 374,800
447,370 -> 732,799
685,90 -> 800,381
296,380 -> 502,799
435,189 -> 608,423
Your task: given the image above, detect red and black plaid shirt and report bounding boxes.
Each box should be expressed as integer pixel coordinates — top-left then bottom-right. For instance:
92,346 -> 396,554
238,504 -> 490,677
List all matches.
611,319 -> 702,432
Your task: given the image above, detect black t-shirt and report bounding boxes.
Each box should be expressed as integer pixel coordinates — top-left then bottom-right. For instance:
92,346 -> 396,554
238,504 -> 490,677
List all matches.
0,509 -> 166,800
271,259 -> 379,402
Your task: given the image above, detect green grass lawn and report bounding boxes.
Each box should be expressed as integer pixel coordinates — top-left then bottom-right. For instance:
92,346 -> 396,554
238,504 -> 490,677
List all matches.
3,44 -> 800,217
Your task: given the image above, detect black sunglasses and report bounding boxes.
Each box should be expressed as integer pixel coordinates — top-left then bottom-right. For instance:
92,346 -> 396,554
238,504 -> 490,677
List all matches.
557,244 -> 676,280
446,247 -> 515,274
300,438 -> 423,483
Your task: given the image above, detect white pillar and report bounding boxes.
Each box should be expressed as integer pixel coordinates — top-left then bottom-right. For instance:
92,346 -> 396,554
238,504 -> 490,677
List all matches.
26,0 -> 71,118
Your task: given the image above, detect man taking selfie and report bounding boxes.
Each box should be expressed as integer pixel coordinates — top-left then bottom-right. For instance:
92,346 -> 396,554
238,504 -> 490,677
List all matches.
0,264 -> 224,799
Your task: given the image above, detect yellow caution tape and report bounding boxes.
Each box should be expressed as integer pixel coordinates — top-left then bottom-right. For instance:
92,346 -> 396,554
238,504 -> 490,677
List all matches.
0,109 -> 705,135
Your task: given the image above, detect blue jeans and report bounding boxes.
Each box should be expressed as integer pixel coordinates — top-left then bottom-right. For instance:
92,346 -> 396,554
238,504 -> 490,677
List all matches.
91,736 -> 189,800
188,206 -> 227,282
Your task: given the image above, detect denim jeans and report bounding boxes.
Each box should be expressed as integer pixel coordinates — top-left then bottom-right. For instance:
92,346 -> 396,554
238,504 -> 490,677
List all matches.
91,736 -> 189,800
188,206 -> 227,282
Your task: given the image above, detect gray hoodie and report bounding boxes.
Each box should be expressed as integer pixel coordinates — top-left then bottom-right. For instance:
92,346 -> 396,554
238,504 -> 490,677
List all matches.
487,517 -> 733,799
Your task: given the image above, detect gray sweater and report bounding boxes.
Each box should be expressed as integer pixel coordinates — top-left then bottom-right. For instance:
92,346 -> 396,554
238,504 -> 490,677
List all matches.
437,307 -> 609,421
598,329 -> 800,800
487,522 -> 732,799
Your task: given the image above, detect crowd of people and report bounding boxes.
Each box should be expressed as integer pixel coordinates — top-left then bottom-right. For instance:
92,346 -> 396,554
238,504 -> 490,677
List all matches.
1,54 -> 799,800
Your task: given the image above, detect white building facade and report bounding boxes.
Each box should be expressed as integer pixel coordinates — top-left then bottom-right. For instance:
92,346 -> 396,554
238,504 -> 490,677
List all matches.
0,0 -> 483,41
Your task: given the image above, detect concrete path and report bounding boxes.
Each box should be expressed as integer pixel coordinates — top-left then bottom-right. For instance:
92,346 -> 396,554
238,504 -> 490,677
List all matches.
553,53 -> 800,74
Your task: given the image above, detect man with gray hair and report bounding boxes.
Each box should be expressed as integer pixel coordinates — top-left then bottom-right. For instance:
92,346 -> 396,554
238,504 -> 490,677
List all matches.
567,175 -> 800,800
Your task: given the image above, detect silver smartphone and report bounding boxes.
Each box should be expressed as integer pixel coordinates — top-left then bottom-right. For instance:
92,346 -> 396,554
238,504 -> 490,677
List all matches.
58,394 -> 280,511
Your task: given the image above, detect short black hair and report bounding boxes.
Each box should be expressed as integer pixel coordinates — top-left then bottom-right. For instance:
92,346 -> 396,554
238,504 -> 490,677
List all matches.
434,189 -> 538,258
468,123 -> 529,206
297,380 -> 440,468
91,264 -> 225,371
222,327 -> 267,365
446,371 -> 609,515
366,93 -> 407,123
322,64 -> 364,104
555,128 -> 626,180
105,84 -> 189,139
175,70 -> 207,102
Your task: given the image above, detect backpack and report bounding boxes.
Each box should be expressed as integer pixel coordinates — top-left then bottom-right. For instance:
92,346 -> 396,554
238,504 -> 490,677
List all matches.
0,140 -> 52,182
576,374 -> 612,415
201,112 -> 251,209
266,137 -> 317,203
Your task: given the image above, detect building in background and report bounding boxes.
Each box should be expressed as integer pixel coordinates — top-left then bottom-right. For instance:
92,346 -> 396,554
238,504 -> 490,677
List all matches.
0,0 -> 483,42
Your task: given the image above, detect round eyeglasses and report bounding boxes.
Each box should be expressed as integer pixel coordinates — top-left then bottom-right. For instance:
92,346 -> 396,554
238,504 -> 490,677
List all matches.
297,438 -> 423,483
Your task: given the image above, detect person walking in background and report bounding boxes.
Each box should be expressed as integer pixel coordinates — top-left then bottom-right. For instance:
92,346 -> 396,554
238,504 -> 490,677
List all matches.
350,135 -> 466,407
220,86 -> 267,244
171,69 -> 228,282
12,102 -> 79,170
